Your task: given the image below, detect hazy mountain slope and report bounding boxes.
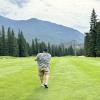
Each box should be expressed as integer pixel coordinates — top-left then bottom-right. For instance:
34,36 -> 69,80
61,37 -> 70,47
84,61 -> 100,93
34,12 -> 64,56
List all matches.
0,16 -> 84,44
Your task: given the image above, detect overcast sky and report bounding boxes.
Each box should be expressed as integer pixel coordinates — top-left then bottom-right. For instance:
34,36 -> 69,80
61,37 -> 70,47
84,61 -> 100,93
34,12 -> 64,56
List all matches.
0,0 -> 100,33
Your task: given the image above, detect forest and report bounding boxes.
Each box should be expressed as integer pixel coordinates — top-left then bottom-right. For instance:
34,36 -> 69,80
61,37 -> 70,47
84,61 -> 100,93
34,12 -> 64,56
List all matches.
85,9 -> 100,57
0,26 -> 84,57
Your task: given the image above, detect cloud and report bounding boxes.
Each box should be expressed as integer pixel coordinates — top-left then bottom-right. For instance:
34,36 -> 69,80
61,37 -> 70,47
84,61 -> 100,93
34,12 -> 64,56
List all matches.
8,0 -> 30,8
0,0 -> 100,33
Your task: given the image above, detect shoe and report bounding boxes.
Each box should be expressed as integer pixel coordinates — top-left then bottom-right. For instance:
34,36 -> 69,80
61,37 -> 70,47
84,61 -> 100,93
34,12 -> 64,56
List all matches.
44,84 -> 48,88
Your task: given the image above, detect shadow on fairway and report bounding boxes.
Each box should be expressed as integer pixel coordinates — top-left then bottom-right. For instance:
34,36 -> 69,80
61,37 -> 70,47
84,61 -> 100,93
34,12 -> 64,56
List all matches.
33,86 -> 49,92
26,87 -> 49,100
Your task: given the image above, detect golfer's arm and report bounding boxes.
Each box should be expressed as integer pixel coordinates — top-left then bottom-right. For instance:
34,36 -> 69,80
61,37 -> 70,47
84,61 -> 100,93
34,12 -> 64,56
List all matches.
35,57 -> 39,61
35,58 -> 37,61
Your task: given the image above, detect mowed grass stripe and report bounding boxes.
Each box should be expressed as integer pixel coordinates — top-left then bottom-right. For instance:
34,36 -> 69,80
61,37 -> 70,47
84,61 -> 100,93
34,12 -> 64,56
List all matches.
0,57 -> 38,100
67,57 -> 100,82
0,57 -> 100,100
0,57 -> 36,77
48,57 -> 100,100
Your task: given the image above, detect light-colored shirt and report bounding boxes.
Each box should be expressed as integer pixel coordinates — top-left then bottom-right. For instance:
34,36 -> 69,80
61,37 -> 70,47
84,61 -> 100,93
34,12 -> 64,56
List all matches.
36,53 -> 51,69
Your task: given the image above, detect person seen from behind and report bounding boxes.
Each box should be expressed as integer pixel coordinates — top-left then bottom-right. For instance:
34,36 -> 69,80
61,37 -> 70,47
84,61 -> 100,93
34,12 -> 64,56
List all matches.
35,48 -> 51,88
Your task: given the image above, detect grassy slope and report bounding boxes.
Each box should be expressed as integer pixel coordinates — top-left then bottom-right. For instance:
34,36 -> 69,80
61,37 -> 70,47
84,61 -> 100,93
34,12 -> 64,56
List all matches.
0,56 -> 100,100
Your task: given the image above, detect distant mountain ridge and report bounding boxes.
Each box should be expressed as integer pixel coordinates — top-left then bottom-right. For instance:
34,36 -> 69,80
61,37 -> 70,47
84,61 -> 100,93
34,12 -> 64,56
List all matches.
0,15 -> 84,44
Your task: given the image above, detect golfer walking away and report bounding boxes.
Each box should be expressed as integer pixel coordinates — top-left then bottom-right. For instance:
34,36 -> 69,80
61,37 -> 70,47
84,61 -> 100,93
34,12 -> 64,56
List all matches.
35,48 -> 51,88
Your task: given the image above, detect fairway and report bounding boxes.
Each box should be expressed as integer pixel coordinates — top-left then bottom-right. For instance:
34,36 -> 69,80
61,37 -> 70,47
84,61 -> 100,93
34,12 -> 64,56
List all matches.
0,56 -> 100,100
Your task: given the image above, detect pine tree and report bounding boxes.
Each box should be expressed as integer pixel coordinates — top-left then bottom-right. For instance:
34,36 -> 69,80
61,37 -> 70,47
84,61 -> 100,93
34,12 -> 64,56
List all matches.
38,42 -> 43,53
7,27 -> 12,56
31,39 -> 35,55
0,30 -> 2,56
11,30 -> 19,56
26,42 -> 31,56
1,26 -> 6,56
47,43 -> 51,54
34,38 -> 39,54
84,9 -> 97,57
95,22 -> 100,56
40,41 -> 47,52
67,45 -> 74,56
18,31 -> 28,57
84,33 -> 91,56
89,9 -> 97,57
90,9 -> 97,30
5,35 -> 9,56
57,45 -> 62,56
65,48 -> 68,56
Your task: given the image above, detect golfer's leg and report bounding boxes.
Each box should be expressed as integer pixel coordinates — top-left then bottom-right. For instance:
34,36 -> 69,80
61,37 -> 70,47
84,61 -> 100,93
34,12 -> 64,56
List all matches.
44,74 -> 49,85
39,71 -> 44,85
40,75 -> 44,84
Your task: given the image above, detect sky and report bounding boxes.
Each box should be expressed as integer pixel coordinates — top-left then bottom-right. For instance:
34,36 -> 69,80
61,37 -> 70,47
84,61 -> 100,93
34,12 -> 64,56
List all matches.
0,0 -> 100,33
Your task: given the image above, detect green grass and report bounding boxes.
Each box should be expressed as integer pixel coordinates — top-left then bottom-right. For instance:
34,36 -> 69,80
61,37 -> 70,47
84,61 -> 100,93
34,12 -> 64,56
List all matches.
0,56 -> 100,100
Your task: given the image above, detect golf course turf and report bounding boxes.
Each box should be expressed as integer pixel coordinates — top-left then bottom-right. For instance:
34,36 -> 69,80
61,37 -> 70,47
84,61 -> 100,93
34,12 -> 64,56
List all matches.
0,56 -> 100,100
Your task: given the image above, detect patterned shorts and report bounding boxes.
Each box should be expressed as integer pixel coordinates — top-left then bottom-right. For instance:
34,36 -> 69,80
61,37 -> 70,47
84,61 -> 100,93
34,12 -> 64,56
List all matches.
39,67 -> 50,77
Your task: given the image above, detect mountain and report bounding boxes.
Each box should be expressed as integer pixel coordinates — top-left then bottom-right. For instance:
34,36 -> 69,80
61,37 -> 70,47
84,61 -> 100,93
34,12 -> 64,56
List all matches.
0,15 -> 84,44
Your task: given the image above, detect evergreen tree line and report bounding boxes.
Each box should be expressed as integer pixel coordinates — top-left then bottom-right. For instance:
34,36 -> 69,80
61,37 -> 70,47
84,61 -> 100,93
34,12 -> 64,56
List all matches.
85,9 -> 100,57
0,26 -> 84,57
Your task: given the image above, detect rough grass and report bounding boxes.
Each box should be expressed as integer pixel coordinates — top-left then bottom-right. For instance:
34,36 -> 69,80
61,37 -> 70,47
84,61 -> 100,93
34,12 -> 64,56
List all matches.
0,56 -> 100,100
